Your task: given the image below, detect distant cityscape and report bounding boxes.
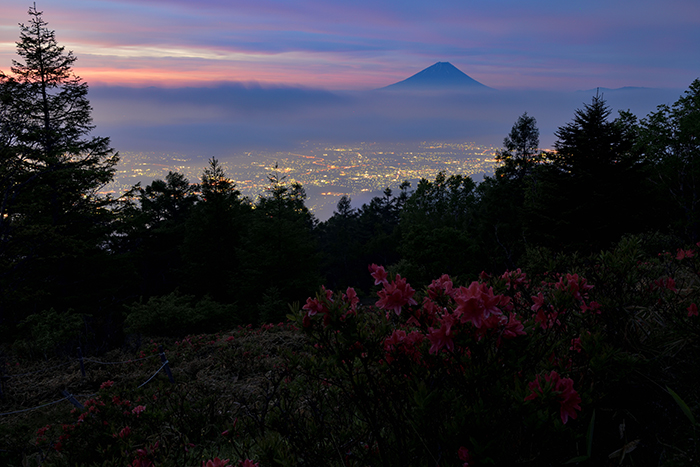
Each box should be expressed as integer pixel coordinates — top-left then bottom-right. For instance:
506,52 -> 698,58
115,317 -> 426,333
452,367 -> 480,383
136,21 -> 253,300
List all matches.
103,141 -> 500,220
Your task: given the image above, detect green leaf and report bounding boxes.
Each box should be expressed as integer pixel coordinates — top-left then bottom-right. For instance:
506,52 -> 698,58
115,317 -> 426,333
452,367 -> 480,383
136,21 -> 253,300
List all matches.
586,409 -> 596,457
667,386 -> 696,425
563,411 -> 595,464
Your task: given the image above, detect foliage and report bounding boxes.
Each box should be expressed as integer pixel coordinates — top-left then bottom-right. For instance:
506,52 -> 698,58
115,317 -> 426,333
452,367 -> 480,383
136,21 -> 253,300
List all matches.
399,172 -> 478,285
235,169 -> 321,320
316,195 -> 359,288
525,94 -> 651,252
1,330 -> 286,467
637,78 -> 700,241
4,240 -> 700,465
16,308 -> 85,359
495,111 -> 543,180
282,266 -> 596,465
181,158 -> 251,303
317,186 -> 407,292
113,171 -> 199,300
124,291 -> 239,336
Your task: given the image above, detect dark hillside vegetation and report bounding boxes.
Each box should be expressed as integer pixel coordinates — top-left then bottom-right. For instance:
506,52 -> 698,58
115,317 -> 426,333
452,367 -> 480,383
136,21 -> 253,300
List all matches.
2,242 -> 700,465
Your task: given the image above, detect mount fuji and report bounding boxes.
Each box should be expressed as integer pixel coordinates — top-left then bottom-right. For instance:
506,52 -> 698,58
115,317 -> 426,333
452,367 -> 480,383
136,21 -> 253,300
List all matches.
380,62 -> 491,91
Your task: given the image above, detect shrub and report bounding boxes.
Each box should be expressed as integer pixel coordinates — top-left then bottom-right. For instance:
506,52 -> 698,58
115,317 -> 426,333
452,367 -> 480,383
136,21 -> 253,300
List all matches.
16,308 -> 85,358
124,291 -> 239,336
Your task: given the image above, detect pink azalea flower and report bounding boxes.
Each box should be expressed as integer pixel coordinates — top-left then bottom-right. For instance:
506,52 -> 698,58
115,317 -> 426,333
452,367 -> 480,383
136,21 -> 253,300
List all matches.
100,380 -> 115,389
666,277 -> 677,291
202,458 -> 230,467
498,293 -> 513,312
654,277 -> 677,292
427,274 -> 454,299
321,285 -> 333,301
368,263 -> 388,285
427,314 -> 456,354
342,287 -> 359,318
302,297 -> 328,317
556,376 -> 582,424
502,313 -> 526,339
412,297 -> 442,327
384,329 -> 407,351
688,303 -> 698,317
405,330 -> 425,346
524,375 -> 543,402
501,268 -> 527,290
524,371 -> 581,424
384,330 -> 424,363
458,446 -> 472,465
132,405 -> 146,417
375,274 -> 417,316
36,425 -> 51,438
676,248 -> 695,260
531,292 -> 545,312
554,273 -> 593,300
239,460 -> 259,467
580,300 -> 601,313
454,281 -> 503,328
343,287 -> 359,307
570,337 -> 583,353
535,308 -> 560,330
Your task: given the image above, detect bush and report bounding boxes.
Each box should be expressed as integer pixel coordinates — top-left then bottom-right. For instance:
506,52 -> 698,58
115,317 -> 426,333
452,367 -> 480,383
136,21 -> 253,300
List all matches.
16,308 -> 85,358
9,240 -> 700,465
124,292 -> 239,336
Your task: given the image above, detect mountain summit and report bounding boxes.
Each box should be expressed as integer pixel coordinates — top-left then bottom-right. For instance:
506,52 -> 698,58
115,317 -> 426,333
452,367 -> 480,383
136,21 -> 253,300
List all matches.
381,62 -> 490,91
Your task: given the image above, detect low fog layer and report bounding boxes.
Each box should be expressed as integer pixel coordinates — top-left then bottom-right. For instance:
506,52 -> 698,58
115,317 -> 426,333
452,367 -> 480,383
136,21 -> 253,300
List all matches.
90,83 -> 685,158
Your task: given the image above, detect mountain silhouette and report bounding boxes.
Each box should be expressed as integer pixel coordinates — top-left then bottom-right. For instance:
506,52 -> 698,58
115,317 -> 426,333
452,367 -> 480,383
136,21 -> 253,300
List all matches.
380,62 -> 491,91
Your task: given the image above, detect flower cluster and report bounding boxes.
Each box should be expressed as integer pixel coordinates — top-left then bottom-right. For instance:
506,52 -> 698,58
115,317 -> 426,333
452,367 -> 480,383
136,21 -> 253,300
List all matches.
383,329 -> 425,364
291,263 -> 607,463
302,286 -> 359,327
417,279 -> 525,354
371,264 -> 417,316
525,370 -> 582,424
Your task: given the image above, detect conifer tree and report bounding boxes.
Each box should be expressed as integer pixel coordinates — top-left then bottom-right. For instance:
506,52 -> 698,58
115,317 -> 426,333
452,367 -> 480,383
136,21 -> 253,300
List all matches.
182,158 -> 251,302
399,172 -> 478,284
495,112 -> 542,180
0,5 -> 118,323
237,170 -> 320,322
526,94 -> 646,252
638,79 -> 700,241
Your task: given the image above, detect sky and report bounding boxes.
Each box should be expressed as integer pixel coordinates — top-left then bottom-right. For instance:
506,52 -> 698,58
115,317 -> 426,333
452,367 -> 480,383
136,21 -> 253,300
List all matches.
0,0 -> 698,154
1,0 -> 698,91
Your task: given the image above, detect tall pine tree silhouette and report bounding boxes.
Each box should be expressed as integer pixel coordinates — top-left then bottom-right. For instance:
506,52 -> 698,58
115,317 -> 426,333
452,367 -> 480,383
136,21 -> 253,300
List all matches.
0,5 -> 118,323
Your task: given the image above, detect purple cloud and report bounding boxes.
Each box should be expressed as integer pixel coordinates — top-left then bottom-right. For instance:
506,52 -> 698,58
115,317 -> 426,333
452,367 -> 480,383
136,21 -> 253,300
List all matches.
0,0 -> 697,90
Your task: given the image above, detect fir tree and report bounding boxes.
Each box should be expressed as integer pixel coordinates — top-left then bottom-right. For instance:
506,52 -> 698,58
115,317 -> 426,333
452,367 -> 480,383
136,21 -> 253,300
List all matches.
0,5 -> 118,324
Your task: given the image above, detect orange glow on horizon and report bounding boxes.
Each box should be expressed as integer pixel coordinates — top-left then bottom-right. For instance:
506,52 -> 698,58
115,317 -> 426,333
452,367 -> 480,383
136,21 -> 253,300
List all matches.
77,68 -> 282,87
73,64 -> 391,90
3,58 -> 427,90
